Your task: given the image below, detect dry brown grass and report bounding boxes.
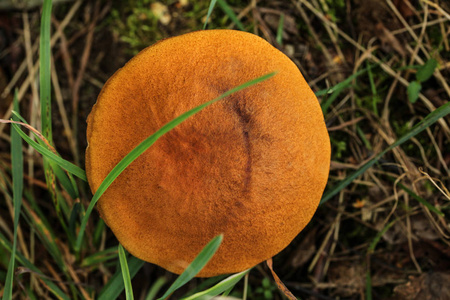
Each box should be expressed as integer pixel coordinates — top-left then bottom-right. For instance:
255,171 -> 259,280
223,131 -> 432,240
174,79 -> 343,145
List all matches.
0,0 -> 449,299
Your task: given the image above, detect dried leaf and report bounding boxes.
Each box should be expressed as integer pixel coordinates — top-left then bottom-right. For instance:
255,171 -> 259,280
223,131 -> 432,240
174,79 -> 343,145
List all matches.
393,272 -> 450,300
266,258 -> 296,300
328,263 -> 365,297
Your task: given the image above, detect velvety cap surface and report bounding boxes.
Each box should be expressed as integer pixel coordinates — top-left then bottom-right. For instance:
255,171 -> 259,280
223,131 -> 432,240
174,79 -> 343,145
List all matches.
86,29 -> 330,277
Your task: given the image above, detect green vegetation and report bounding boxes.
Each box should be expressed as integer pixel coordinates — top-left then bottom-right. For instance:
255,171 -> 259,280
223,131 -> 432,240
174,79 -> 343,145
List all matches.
0,0 -> 449,299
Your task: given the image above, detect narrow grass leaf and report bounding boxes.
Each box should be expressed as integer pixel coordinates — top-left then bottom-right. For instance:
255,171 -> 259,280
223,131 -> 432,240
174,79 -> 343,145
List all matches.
53,200 -> 76,249
368,219 -> 396,253
182,275 -> 228,299
321,101 -> 450,204
21,199 -> 66,271
81,246 -> 118,267
0,232 -> 70,300
366,61 -> 379,116
145,277 -> 167,300
366,268 -> 372,300
98,257 -> 145,300
217,0 -> 245,31
182,269 -> 250,300
13,188 -> 68,272
93,219 -> 105,246
75,72 -> 276,252
320,67 -> 371,113
68,202 -> 81,243
356,125 -> 372,150
276,14 -> 284,45
9,110 -> 84,190
158,235 -> 223,300
397,182 -> 444,217
118,244 -> 134,300
0,178 -> 70,296
51,162 -> 79,199
39,0 -> 61,216
3,91 -> 23,300
11,123 -> 87,181
203,0 -> 218,30
40,0 -> 52,142
367,61 -> 377,96
365,218 -> 398,300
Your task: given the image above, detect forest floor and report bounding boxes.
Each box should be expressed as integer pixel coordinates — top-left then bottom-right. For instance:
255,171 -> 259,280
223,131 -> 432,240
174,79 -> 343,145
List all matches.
0,0 -> 449,299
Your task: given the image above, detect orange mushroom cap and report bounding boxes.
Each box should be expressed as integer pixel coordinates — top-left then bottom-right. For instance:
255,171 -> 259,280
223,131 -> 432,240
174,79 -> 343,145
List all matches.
85,29 -> 330,277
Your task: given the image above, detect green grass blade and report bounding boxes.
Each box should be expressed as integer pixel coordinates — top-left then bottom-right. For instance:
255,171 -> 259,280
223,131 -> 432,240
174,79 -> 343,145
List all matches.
98,256 -> 145,300
39,0 -> 61,215
21,197 -> 66,271
81,246 -> 118,268
366,268 -> 372,300
11,123 -> 87,181
10,110 -> 84,191
366,219 -> 397,300
75,72 -> 276,252
51,162 -> 79,199
145,277 -> 167,300
158,235 -> 223,300
9,110 -> 81,200
8,188 -> 68,273
321,101 -> 450,204
368,219 -> 396,253
397,182 -> 444,217
276,14 -> 284,45
217,0 -> 245,31
0,232 -> 70,300
315,67 -> 370,97
181,275 -> 228,298
40,0 -> 52,143
92,218 -> 105,246
356,125 -> 372,150
68,203 -> 82,247
203,0 -> 218,30
182,269 -> 250,300
3,91 -> 23,300
118,245 -> 134,300
320,67 -> 371,113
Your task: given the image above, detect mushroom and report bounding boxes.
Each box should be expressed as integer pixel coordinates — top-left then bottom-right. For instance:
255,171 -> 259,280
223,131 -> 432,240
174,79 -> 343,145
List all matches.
85,29 -> 330,277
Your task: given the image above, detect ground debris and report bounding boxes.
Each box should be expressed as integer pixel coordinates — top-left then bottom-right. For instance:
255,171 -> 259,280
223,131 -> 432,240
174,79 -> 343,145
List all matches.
374,22 -> 406,56
392,272 -> 450,300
